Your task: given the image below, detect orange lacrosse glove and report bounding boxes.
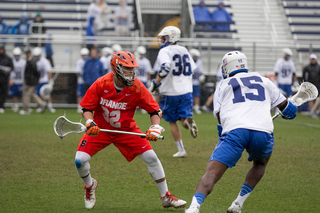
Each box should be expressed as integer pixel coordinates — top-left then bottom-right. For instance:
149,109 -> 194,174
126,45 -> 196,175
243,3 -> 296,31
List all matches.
85,119 -> 100,136
145,125 -> 165,141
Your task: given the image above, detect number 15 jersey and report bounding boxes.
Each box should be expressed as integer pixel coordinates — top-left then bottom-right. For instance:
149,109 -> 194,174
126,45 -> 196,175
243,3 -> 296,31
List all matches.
154,45 -> 197,96
214,72 -> 286,134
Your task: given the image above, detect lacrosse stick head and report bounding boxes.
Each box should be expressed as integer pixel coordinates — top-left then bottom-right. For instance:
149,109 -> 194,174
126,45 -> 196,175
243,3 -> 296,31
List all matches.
53,116 -> 86,139
289,82 -> 318,106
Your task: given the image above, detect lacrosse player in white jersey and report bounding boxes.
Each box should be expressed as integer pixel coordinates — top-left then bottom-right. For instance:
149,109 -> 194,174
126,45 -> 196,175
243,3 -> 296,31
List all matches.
8,47 -> 25,112
189,49 -> 205,114
274,48 -> 298,97
76,48 -> 89,113
100,47 -> 113,73
185,51 -> 297,213
149,26 -> 198,158
32,47 -> 55,113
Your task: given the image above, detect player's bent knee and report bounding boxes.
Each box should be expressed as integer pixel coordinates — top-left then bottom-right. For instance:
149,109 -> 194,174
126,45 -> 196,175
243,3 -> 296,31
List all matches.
75,158 -> 82,169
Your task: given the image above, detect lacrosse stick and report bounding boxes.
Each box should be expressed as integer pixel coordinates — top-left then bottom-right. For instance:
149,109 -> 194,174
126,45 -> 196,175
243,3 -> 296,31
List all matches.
53,116 -> 164,139
40,72 -> 59,100
272,82 -> 318,120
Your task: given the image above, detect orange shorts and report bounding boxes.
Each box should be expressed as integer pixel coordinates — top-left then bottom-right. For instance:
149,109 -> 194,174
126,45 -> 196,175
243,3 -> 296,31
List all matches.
77,127 -> 152,162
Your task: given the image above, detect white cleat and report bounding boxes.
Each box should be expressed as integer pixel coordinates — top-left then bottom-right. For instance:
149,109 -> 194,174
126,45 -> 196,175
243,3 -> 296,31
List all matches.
173,150 -> 187,158
19,110 -> 30,115
186,117 -> 198,138
161,191 -> 187,209
0,108 -> 5,113
227,201 -> 242,213
84,178 -> 98,209
185,206 -> 200,213
12,106 -> 19,112
48,107 -> 56,113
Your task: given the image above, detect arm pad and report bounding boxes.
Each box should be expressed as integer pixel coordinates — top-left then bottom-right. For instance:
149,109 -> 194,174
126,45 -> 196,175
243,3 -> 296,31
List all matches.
158,63 -> 170,78
281,101 -> 297,120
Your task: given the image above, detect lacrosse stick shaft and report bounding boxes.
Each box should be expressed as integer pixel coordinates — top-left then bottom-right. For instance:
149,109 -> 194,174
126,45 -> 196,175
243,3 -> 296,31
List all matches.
100,129 -> 164,139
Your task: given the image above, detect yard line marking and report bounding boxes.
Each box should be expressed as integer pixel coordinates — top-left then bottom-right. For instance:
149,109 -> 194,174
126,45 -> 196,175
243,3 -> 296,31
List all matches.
275,120 -> 320,129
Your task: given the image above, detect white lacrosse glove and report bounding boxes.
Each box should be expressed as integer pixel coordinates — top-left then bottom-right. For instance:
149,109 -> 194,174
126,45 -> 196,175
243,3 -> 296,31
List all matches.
148,80 -> 161,95
199,74 -> 206,83
146,125 -> 165,141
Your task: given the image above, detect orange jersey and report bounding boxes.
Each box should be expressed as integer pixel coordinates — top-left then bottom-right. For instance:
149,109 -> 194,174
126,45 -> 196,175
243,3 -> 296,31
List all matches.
80,73 -> 159,131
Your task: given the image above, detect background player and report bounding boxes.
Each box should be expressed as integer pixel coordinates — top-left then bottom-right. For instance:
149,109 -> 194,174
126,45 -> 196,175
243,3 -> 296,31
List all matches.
75,51 -> 187,210
76,48 -> 89,113
100,47 -> 113,73
149,26 -> 198,158
189,48 -> 205,114
185,51 -> 297,213
8,47 -> 25,112
274,48 -> 298,98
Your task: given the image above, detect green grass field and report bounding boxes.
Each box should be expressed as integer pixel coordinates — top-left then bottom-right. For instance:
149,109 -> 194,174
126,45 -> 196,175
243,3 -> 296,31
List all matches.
1,109 -> 320,213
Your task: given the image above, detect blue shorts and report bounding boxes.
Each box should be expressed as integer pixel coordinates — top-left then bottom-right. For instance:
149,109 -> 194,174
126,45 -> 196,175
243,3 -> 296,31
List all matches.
77,84 -> 86,97
35,83 -> 47,95
278,84 -> 292,97
209,129 -> 274,168
160,93 -> 193,122
193,85 -> 200,97
8,84 -> 23,97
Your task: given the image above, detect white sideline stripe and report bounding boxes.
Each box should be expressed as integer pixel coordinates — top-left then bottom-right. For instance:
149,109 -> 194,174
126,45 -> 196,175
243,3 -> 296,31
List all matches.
275,120 -> 320,129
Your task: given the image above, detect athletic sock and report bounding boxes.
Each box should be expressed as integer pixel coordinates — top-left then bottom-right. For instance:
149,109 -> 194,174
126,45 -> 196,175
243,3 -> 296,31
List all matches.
48,102 -> 53,109
234,183 -> 253,207
157,180 -> 168,197
82,173 -> 93,187
175,140 -> 185,152
189,193 -> 205,208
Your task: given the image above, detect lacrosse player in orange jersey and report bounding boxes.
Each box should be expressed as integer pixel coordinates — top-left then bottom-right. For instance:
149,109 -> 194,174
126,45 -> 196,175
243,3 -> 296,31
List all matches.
75,51 -> 187,210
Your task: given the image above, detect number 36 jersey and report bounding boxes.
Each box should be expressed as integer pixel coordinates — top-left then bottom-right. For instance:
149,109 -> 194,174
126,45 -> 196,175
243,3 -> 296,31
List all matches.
154,45 -> 197,96
213,72 -> 286,134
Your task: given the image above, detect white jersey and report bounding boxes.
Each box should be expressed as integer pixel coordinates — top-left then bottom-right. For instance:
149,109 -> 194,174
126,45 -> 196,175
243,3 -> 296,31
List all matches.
37,57 -> 52,84
100,55 -> 111,73
192,59 -> 203,86
10,58 -> 26,84
213,72 -> 286,134
136,57 -> 152,83
273,58 -> 296,85
154,45 -> 197,96
76,58 -> 85,84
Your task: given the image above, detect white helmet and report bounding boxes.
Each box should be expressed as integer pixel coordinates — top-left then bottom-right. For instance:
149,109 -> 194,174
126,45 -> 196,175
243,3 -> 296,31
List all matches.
189,49 -> 201,58
282,48 -> 293,56
112,44 -> 122,52
221,51 -> 248,79
32,47 -> 42,56
80,48 -> 89,56
13,47 -> 22,55
158,26 -> 181,48
136,46 -> 146,55
102,47 -> 113,56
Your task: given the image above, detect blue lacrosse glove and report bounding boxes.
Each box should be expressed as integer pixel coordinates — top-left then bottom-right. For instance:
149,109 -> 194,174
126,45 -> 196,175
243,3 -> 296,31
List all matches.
217,124 -> 223,137
281,101 -> 297,120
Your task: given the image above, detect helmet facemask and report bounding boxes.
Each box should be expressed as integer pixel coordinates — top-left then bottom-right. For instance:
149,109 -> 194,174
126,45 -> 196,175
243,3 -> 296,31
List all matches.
113,59 -> 137,86
158,35 -> 170,48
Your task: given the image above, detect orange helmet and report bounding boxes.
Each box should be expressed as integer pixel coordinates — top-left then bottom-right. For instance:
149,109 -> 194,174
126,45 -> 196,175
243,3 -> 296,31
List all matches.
110,51 -> 139,86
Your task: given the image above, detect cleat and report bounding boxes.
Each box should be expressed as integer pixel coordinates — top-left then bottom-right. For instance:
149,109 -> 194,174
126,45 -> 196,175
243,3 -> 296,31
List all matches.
173,150 -> 187,158
201,105 -> 210,113
12,105 -> 19,112
84,178 -> 98,209
161,191 -> 187,209
19,110 -> 30,115
0,108 -> 5,113
48,107 -> 56,113
185,207 -> 200,213
227,201 -> 242,213
194,109 -> 202,115
186,117 -> 198,138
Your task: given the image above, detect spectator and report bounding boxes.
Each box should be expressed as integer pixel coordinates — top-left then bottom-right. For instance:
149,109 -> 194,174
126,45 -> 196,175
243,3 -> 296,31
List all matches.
0,14 -> 9,45
32,12 -> 46,34
82,47 -> 104,92
87,0 -> 108,35
274,48 -> 298,98
149,26 -> 198,158
193,0 -> 212,25
11,13 -> 30,35
100,47 -> 113,73
86,16 -> 96,50
189,49 -> 205,114
8,47 -> 26,112
114,0 -> 132,36
45,34 -> 54,68
184,51 -> 297,213
19,49 -> 46,115
211,1 -> 232,30
0,45 -> 13,113
33,47 -> 55,113
302,53 -> 320,119
75,48 -> 89,113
